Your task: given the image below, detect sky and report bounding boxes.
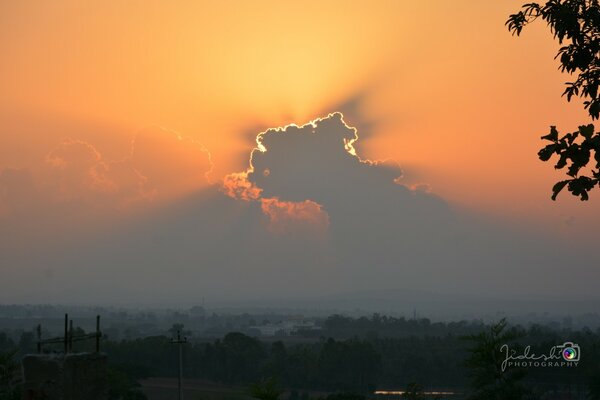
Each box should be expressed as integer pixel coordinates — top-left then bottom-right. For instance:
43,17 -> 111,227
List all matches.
1,1 -> 599,310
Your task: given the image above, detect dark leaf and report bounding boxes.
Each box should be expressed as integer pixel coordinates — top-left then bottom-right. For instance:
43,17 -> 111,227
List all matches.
579,124 -> 595,139
538,145 -> 557,161
551,180 -> 569,200
541,126 -> 559,141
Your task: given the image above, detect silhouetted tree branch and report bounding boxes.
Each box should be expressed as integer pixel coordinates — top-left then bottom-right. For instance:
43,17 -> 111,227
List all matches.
463,319 -> 529,400
508,0 -> 600,200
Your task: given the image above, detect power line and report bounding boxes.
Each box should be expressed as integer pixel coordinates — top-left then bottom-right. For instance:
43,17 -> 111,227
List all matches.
171,329 -> 188,400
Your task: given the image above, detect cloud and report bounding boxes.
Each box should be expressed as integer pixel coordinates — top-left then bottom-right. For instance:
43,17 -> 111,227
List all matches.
222,172 -> 262,201
245,113 -> 464,271
261,197 -> 329,234
247,112 -> 410,203
46,139 -> 150,207
0,128 -> 214,295
0,126 -> 213,221
2,112 -> 600,307
224,112 -> 448,235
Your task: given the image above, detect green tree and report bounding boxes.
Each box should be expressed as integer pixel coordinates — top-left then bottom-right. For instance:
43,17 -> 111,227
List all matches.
507,0 -> 600,200
318,338 -> 381,392
168,323 -> 191,338
588,366 -> 600,399
463,319 -> 529,400
18,331 -> 35,355
205,332 -> 267,384
262,341 -> 288,382
248,377 -> 283,400
107,366 -> 148,400
0,350 -> 20,400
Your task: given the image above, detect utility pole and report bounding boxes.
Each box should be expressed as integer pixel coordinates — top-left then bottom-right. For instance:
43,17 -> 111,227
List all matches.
64,313 -> 68,353
36,324 -> 41,353
36,313 -> 102,354
171,330 -> 187,400
95,315 -> 101,353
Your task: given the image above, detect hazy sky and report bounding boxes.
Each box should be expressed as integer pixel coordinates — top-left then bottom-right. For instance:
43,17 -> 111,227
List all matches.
1,1 -> 599,308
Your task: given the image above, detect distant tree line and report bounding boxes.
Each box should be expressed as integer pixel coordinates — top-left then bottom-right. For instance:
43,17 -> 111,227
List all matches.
103,333 -> 386,393
3,314 -> 600,398
99,315 -> 600,396
318,314 -> 487,339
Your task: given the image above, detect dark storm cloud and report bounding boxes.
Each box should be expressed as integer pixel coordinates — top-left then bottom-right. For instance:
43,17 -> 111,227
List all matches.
247,112 -> 448,220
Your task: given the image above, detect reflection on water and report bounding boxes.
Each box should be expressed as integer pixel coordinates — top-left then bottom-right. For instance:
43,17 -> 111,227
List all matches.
375,390 -> 457,396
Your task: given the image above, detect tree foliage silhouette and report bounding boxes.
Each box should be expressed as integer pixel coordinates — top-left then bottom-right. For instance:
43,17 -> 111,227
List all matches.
507,0 -> 600,200
248,377 -> 283,400
463,319 -> 529,400
0,350 -> 20,400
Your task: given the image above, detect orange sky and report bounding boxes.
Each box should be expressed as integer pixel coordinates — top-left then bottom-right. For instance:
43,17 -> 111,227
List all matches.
1,0 -> 599,238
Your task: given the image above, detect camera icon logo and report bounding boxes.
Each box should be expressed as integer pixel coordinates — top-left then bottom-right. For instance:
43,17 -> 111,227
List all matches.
556,342 -> 580,362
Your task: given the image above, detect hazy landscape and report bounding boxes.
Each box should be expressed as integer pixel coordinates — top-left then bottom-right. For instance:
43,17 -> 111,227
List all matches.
2,1 -> 600,399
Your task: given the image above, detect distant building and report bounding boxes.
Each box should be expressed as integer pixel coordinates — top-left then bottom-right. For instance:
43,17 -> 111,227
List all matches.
249,319 -> 321,337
